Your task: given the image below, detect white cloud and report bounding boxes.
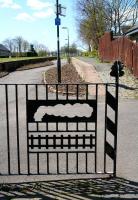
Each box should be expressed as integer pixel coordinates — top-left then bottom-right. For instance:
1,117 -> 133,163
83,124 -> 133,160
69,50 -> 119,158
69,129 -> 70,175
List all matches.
27,0 -> 52,10
16,8 -> 54,21
0,0 -> 21,9
33,8 -> 54,18
15,12 -> 34,21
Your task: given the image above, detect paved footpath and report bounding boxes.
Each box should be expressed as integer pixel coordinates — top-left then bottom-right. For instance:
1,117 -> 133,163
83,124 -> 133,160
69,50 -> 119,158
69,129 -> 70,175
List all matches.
73,57 -> 138,181
0,59 -> 138,199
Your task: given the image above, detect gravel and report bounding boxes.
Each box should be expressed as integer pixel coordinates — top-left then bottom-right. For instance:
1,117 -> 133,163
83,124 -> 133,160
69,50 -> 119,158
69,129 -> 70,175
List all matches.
45,63 -> 87,95
79,57 -> 138,99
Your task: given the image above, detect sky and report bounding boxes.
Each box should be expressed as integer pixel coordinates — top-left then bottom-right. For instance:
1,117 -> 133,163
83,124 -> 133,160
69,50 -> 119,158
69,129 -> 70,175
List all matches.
0,0 -> 79,51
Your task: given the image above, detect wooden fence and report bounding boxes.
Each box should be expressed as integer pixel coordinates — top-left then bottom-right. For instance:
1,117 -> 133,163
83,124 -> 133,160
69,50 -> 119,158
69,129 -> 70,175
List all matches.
99,32 -> 138,78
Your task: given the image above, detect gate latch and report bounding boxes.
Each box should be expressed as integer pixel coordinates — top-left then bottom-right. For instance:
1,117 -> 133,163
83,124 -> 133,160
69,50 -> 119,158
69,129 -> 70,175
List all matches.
110,61 -> 124,77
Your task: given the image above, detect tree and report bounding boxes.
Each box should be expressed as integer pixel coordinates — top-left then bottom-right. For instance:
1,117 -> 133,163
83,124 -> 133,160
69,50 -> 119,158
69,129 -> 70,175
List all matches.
3,38 -> 14,52
69,43 -> 78,56
22,40 -> 30,52
76,0 -> 138,49
103,0 -> 138,34
12,36 -> 24,56
76,0 -> 106,50
33,42 -> 48,57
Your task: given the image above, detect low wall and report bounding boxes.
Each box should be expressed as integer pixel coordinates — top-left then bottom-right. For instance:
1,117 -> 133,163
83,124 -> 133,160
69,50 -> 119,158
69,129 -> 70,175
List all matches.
0,57 -> 56,72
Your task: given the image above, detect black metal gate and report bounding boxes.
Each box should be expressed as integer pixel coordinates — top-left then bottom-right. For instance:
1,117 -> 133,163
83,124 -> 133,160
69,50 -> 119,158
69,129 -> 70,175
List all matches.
0,82 -> 119,177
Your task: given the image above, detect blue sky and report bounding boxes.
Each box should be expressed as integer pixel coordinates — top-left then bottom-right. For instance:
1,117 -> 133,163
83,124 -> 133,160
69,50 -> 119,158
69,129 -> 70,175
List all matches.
0,0 -> 79,51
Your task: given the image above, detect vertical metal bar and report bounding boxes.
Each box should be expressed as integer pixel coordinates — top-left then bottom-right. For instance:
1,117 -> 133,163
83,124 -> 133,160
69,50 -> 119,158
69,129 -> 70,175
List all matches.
75,135 -> 78,149
36,84 -> 38,100
76,84 -> 79,100
76,153 -> 78,174
15,85 -> 20,174
56,0 -> 61,83
66,84 -> 69,132
57,153 -> 59,174
104,84 -> 108,173
5,85 -> 11,175
68,135 -> 71,149
66,84 -> 68,100
56,84 -> 58,132
36,123 -> 39,132
26,85 -> 30,175
46,135 -> 48,149
83,135 -> 85,149
85,122 -> 88,132
36,85 -> 39,131
53,135 -> 56,149
47,153 -> 49,174
56,84 -> 58,100
66,122 -> 68,132
76,122 -> 79,131
86,84 -> 88,100
95,84 -> 98,173
66,152 -> 68,174
86,152 -> 88,173
56,122 -> 58,132
46,85 -> 48,133
90,135 -> 93,148
56,85 -> 58,132
30,135 -> 34,149
46,122 -> 48,132
76,85 -> 79,135
46,84 -> 48,100
38,135 -> 41,149
114,75 -> 119,177
37,153 -> 40,174
61,135 -> 63,149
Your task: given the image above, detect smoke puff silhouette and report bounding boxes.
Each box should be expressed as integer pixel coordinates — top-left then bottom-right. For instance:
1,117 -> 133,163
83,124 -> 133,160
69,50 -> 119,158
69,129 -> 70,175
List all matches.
34,103 -> 93,121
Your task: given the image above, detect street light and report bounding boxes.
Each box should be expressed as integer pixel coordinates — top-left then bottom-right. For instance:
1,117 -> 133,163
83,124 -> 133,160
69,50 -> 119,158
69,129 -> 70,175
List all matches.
62,27 -> 70,64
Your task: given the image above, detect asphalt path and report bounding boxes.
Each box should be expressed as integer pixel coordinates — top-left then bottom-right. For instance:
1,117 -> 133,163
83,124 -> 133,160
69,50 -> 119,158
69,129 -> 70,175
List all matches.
0,60 -> 138,183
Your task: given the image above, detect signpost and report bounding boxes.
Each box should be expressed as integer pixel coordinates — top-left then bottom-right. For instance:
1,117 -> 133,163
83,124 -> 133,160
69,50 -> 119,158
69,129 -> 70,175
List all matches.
55,18 -> 61,26
55,0 -> 66,83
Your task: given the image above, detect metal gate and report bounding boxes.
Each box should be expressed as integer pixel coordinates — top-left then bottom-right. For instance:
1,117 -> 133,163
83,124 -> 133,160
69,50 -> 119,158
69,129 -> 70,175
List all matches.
0,81 -> 119,177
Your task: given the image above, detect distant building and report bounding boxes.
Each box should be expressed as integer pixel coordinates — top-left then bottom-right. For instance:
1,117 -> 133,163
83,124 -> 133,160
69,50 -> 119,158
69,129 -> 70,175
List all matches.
0,44 -> 11,57
125,24 -> 138,43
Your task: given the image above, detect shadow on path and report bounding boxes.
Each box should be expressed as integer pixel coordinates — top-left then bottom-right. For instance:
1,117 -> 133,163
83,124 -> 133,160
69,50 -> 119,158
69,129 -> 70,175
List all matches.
0,177 -> 138,199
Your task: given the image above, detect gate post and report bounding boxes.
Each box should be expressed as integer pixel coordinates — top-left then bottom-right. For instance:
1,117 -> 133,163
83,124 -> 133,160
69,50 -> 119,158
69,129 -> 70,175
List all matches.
110,61 -> 124,177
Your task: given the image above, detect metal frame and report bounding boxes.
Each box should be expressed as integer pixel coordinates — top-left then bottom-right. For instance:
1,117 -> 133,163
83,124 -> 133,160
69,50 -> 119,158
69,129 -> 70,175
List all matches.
0,82 -> 118,177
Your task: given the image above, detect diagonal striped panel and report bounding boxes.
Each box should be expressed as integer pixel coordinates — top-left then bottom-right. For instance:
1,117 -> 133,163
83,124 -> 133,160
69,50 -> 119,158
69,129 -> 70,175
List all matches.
105,141 -> 115,160
106,90 -> 117,111
106,117 -> 117,137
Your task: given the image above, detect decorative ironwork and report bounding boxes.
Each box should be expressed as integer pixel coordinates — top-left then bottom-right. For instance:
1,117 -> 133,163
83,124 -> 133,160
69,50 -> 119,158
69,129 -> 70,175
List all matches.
0,81 -> 121,176
27,100 -> 97,123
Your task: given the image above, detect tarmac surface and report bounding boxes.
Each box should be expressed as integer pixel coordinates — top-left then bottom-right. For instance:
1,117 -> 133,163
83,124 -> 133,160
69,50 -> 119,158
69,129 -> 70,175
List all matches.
0,58 -> 138,199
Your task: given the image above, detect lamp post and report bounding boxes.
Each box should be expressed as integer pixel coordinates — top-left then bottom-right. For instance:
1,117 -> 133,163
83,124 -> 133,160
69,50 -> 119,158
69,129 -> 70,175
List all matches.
62,27 -> 70,63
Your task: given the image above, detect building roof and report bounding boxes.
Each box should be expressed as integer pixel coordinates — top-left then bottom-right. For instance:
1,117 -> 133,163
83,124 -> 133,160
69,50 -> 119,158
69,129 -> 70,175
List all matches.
125,24 -> 138,36
0,44 -> 10,52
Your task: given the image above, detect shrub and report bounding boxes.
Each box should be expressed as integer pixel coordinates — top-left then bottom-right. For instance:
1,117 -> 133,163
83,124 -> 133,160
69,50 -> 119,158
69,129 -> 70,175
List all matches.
82,50 -> 99,58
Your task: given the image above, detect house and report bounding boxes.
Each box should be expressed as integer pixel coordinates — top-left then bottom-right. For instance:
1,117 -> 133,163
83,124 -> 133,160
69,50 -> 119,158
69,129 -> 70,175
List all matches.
0,44 -> 11,57
125,24 -> 138,43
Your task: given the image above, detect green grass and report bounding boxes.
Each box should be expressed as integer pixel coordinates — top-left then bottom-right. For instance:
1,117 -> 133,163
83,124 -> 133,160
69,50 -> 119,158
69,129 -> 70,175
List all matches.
0,57 -> 45,63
